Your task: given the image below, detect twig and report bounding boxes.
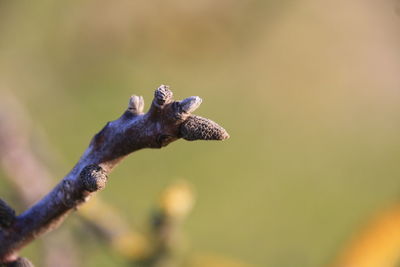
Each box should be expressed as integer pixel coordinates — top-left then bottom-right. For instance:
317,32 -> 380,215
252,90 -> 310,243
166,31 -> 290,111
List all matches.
0,85 -> 229,263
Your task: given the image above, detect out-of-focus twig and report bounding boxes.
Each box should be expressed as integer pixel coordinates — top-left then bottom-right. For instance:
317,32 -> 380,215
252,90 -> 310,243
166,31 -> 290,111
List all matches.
137,181 -> 195,267
80,181 -> 197,267
0,93 -> 52,204
78,198 -> 152,260
0,92 -> 78,267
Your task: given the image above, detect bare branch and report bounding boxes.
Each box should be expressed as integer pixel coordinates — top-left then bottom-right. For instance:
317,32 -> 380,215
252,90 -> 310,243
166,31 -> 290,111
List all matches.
0,85 -> 229,262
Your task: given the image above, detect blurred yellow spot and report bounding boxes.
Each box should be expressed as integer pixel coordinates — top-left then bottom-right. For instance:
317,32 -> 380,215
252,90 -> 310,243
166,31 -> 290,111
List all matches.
335,204 -> 400,267
112,232 -> 151,260
159,181 -> 195,219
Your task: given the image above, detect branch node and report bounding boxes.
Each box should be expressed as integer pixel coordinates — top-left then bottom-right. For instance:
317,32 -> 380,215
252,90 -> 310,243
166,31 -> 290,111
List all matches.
180,115 -> 230,141
0,199 -> 16,229
80,165 -> 108,192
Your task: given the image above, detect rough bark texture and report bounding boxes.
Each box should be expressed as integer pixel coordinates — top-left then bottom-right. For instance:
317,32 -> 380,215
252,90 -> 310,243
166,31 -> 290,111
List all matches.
0,85 -> 229,263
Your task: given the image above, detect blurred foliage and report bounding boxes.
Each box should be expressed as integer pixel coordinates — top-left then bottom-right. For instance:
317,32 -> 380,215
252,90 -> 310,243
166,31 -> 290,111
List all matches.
1,0 -> 400,266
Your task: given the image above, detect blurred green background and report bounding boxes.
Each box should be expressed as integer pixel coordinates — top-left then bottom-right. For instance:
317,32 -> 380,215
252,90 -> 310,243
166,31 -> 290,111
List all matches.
1,0 -> 400,266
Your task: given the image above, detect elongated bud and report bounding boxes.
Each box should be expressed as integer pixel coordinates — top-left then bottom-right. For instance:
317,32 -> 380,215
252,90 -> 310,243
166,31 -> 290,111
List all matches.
0,198 -> 16,228
180,115 -> 230,141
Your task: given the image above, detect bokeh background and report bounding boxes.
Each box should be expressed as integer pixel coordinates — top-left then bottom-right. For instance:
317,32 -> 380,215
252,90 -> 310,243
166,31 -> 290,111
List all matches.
1,0 -> 400,266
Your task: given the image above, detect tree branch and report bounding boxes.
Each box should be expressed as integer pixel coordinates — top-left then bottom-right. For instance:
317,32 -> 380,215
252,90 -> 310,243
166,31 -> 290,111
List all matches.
0,85 -> 229,263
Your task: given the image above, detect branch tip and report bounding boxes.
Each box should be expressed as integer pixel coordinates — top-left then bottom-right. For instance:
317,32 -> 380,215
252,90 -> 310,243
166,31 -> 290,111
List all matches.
80,165 -> 108,192
180,115 -> 230,141
0,199 -> 16,229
